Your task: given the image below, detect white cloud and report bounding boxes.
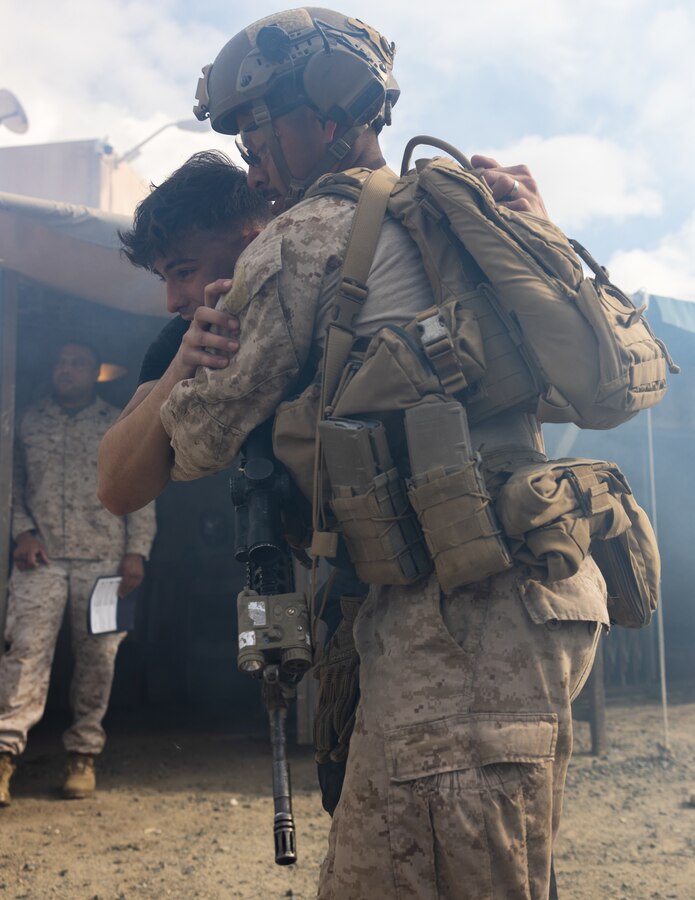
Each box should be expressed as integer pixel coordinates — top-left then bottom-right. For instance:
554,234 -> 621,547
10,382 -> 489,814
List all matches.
2,0 -> 228,153
1,0 -> 691,267
482,133 -> 662,230
607,213 -> 695,301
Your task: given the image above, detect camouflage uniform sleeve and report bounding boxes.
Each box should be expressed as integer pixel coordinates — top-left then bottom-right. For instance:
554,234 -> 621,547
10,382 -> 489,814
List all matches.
123,501 -> 157,559
11,423 -> 36,539
161,200 -> 350,481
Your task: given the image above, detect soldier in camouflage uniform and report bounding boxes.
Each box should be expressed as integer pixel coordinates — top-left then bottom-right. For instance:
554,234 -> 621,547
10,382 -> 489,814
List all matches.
127,9 -> 606,898
0,343 -> 156,807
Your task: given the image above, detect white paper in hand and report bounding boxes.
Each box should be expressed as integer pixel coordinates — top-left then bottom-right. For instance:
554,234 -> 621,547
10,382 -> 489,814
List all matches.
89,576 -> 122,635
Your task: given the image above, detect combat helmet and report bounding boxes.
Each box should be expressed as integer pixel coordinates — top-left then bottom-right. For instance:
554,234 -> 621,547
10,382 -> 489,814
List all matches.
193,7 -> 399,206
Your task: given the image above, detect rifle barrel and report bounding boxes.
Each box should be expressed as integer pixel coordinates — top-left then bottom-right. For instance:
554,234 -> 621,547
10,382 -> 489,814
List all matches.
268,706 -> 297,865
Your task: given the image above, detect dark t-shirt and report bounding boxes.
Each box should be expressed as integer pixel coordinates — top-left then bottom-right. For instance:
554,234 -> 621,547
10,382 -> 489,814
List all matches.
138,317 -> 190,385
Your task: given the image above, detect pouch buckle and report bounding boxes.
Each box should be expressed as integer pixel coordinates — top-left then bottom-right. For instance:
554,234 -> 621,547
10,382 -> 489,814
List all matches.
416,310 -> 469,394
417,313 -> 449,347
565,466 -> 611,517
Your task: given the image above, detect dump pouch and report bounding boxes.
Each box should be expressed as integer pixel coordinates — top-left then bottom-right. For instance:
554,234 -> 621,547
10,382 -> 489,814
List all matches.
319,417 -> 432,585
405,399 -> 512,590
495,458 -> 659,627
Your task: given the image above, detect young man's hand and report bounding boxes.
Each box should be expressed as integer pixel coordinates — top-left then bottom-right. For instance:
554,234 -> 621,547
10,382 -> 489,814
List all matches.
118,553 -> 145,597
171,280 -> 240,380
13,531 -> 50,570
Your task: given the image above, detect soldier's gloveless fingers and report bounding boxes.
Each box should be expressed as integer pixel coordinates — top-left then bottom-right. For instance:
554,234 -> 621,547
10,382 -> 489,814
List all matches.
203,278 -> 233,309
470,153 -> 500,170
504,197 -> 534,213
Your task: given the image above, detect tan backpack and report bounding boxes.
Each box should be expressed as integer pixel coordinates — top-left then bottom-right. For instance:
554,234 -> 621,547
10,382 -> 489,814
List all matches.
306,138 -> 679,430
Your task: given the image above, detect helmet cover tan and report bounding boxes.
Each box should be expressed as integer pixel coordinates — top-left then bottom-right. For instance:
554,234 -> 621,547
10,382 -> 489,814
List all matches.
194,8 -> 399,135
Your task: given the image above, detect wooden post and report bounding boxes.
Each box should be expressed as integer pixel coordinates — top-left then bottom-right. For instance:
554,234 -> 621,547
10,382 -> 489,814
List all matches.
587,638 -> 607,756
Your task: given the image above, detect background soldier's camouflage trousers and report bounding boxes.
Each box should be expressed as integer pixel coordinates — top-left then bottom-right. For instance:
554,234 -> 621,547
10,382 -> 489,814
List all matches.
318,557 -> 607,900
0,558 -> 125,757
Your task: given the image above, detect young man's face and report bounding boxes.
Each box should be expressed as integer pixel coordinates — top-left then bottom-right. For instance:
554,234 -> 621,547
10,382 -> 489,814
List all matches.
52,344 -> 99,406
152,228 -> 255,318
238,107 -> 335,215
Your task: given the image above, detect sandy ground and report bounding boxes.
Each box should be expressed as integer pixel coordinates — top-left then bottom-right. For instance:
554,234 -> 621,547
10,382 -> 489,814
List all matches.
1,693 -> 694,900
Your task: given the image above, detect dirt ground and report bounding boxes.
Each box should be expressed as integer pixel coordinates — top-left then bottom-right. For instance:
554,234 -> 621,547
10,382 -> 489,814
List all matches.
1,692 -> 694,900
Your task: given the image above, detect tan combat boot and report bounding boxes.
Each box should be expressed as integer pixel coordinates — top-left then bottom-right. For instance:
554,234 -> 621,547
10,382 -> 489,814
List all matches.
62,753 -> 96,799
0,753 -> 15,807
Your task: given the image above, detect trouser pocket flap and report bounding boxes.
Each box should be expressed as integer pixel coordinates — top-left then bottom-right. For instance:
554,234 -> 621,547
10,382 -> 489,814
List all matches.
385,712 -> 558,782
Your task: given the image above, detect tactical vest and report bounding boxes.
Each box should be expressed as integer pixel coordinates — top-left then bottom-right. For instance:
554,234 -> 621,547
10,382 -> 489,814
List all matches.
273,142 -> 673,627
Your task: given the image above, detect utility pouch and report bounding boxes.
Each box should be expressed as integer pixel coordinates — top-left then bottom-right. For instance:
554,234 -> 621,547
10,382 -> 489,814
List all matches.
405,399 -> 513,591
273,381 -> 322,502
590,507 -> 659,628
496,457 -> 660,627
319,417 -> 432,585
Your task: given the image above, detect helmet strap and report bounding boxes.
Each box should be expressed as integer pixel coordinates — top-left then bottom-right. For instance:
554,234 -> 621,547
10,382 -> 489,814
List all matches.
251,104 -> 368,209
285,124 -> 368,208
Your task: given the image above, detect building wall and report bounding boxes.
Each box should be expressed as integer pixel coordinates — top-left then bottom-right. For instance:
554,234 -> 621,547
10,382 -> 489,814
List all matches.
0,139 -> 147,215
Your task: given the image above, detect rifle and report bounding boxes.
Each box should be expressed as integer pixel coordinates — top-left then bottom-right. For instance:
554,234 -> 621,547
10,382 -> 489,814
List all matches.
231,419 -> 312,865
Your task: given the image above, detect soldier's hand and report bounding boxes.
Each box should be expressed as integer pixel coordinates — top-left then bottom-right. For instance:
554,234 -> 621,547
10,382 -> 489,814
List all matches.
118,553 -> 145,597
471,154 -> 549,218
13,531 -> 50,570
171,286 -> 240,380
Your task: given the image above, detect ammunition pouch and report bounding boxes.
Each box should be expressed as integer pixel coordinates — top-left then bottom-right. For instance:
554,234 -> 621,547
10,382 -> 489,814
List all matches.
408,464 -> 512,591
275,326 -> 519,591
404,398 -> 512,591
320,417 -> 432,585
495,458 -> 660,627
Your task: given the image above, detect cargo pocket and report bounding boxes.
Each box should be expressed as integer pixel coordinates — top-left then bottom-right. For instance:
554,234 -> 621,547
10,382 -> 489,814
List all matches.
384,712 -> 557,900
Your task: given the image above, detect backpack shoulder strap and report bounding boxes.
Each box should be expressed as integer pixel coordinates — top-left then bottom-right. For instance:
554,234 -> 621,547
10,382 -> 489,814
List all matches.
319,165 -> 398,411
310,165 -> 398,555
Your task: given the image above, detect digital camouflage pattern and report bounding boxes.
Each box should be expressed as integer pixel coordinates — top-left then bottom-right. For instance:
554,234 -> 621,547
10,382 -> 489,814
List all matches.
161,190 -> 608,898
0,397 -> 156,758
318,560 -> 607,899
0,559 -> 125,757
12,397 -> 155,558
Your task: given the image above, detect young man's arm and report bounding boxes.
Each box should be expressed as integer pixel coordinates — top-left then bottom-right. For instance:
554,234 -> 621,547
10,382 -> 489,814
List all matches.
97,292 -> 239,515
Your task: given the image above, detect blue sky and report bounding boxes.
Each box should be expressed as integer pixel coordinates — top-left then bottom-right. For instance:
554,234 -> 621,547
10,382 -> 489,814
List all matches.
3,0 -> 694,298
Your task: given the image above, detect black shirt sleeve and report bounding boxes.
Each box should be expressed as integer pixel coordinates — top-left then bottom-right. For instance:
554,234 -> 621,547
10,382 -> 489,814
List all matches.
138,317 -> 191,385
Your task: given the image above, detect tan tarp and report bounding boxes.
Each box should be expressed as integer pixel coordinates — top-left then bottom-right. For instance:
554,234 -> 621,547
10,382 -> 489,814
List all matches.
0,191 -> 167,317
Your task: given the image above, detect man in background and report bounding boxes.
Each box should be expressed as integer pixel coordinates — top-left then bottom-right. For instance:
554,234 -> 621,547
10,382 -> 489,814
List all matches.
0,342 -> 156,806
97,150 -> 271,516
